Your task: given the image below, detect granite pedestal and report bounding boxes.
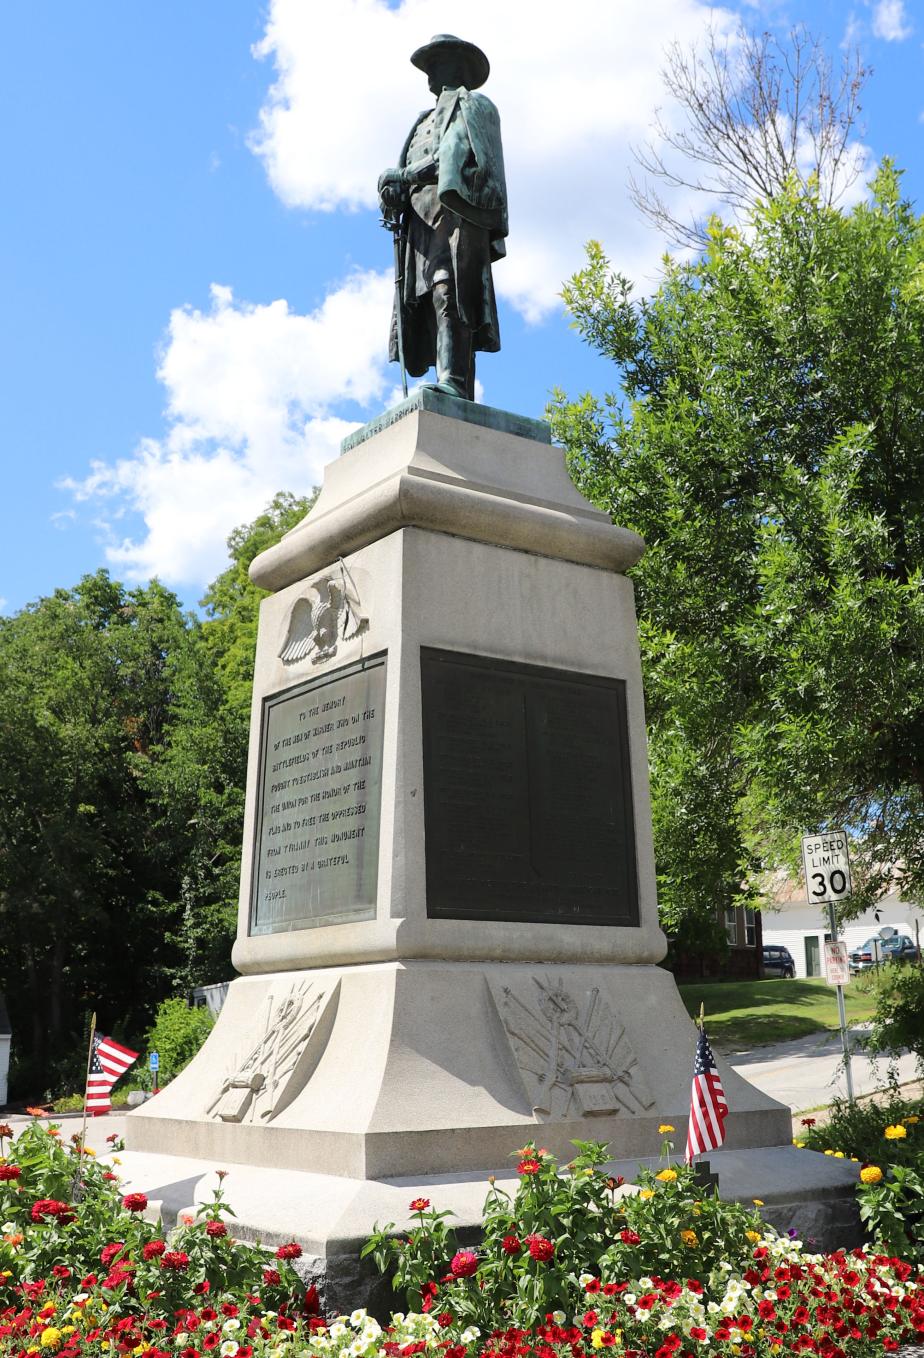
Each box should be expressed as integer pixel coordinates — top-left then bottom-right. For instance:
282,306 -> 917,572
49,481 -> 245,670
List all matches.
121,391 -> 853,1303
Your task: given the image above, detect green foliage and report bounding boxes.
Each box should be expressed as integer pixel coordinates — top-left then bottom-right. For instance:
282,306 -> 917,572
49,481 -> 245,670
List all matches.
365,1137 -> 769,1329
866,962 -> 924,1068
858,1162 -> 924,1262
0,491 -> 317,1095
0,1118 -> 303,1312
552,165 -> 924,931
144,997 -> 215,1080
800,1088 -> 924,1165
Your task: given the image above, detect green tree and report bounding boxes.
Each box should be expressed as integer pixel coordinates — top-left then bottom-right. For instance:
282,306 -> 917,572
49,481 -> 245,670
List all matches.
0,572 -> 196,1089
552,166 -> 924,938
139,490 -> 318,992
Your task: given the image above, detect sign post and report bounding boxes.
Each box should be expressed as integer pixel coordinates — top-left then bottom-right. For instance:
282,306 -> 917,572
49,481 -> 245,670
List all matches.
801,831 -> 855,1102
149,1050 -> 160,1096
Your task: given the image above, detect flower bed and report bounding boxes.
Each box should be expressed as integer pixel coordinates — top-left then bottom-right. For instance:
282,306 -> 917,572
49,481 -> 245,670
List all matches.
1,1117 -> 923,1356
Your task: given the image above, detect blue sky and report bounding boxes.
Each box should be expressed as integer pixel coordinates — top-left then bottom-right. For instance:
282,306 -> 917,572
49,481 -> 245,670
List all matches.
2,0 -> 922,615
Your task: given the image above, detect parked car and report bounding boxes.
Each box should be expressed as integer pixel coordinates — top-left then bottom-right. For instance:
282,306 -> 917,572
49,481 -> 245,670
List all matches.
848,934 -> 919,972
762,945 -> 796,978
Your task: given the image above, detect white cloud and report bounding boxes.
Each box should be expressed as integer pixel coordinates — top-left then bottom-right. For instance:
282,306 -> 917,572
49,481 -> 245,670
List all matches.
872,0 -> 912,40
252,0 -> 750,320
63,271 -> 393,586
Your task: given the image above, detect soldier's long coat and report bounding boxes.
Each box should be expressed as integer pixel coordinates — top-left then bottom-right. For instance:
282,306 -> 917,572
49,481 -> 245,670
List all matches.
389,86 -> 508,377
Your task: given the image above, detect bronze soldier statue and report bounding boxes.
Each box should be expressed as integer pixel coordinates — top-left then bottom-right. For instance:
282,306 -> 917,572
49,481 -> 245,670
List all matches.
378,35 -> 508,401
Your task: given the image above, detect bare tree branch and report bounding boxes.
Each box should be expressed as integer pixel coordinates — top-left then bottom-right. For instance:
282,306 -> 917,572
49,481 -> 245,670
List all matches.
629,24 -> 871,248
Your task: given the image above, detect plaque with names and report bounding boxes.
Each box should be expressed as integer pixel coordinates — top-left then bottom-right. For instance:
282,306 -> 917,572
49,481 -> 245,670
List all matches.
420,649 -> 639,927
249,655 -> 386,935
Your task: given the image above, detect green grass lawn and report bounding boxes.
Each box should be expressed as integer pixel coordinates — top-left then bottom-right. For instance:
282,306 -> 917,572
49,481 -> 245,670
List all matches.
677,976 -> 877,1052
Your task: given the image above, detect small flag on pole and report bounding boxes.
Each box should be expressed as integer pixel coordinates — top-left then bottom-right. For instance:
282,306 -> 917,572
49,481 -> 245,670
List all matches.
685,1020 -> 728,1162
86,1032 -> 139,1114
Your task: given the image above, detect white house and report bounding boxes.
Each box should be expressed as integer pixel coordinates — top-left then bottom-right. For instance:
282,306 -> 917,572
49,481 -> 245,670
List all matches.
762,883 -> 924,978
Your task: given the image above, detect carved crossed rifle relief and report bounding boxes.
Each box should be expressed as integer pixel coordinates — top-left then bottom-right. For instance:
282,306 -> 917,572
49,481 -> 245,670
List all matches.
494,975 -> 655,1120
207,979 -> 333,1124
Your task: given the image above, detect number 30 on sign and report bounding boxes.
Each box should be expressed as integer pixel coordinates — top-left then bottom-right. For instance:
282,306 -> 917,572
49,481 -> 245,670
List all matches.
801,831 -> 852,904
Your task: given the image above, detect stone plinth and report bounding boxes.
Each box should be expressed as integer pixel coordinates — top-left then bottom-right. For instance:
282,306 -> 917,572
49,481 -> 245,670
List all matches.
126,391 -> 793,1234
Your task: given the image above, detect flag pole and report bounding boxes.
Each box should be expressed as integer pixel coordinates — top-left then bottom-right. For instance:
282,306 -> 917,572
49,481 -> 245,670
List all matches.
78,1012 -> 96,1155
698,1002 -> 705,1032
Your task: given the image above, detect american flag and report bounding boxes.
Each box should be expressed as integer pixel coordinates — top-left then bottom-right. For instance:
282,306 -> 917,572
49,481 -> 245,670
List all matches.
86,1032 -> 139,1114
685,1026 -> 728,1162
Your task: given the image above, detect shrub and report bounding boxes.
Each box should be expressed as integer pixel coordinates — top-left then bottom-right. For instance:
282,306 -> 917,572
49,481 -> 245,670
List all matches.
143,996 -> 214,1079
866,960 -> 924,1069
365,1134 -> 775,1328
799,1085 -> 924,1169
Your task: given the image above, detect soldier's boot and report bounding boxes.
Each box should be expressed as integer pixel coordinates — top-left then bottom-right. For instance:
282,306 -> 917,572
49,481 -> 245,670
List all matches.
430,281 -> 475,400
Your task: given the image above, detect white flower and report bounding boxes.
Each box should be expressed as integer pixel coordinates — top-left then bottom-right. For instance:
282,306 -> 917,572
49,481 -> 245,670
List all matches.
624,1293 -> 637,1307
639,1277 -> 653,1288
329,1323 -> 349,1339
223,1319 -> 242,1333
551,1311 -> 565,1324
174,1336 -> 188,1348
220,1344 -> 239,1357
350,1310 -> 368,1327
707,1301 -> 720,1314
579,1273 -> 595,1287
459,1328 -> 480,1345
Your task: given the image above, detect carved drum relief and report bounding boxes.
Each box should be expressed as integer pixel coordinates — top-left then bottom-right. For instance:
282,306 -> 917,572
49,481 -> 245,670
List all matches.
491,975 -> 654,1120
207,979 -> 337,1124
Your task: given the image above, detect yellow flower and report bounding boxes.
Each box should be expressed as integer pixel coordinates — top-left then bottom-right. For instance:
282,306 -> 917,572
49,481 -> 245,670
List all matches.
792,1140 -> 805,1148
638,1189 -> 655,1200
679,1229 -> 698,1246
655,1168 -> 677,1182
860,1165 -> 883,1184
823,1149 -> 834,1156
905,1115 -> 919,1124
746,1230 -> 762,1243
752,1199 -> 764,1207
833,1151 -> 845,1158
590,1328 -> 607,1350
658,1124 -> 675,1134
81,1146 -> 96,1157
884,1125 -> 907,1140
40,1329 -> 63,1351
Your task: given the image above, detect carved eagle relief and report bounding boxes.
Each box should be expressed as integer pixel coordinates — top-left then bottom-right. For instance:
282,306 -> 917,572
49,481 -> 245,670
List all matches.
279,572 -> 368,666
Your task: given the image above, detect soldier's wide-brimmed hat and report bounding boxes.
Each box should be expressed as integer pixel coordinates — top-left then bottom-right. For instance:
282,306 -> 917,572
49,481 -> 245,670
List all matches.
410,34 -> 490,89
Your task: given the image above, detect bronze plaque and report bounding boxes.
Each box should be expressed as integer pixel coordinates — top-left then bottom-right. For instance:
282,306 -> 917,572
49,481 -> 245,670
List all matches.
249,655 -> 385,935
421,649 -> 639,926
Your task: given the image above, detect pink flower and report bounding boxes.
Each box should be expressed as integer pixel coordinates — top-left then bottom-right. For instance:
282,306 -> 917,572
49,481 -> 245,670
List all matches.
450,1250 -> 478,1278
525,1233 -> 554,1263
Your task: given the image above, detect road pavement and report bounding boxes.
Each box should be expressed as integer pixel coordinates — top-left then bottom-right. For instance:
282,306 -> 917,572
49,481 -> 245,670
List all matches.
728,1026 -> 920,1114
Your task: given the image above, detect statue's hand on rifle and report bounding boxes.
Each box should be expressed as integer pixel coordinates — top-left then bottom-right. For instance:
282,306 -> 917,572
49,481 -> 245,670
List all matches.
378,168 -> 408,217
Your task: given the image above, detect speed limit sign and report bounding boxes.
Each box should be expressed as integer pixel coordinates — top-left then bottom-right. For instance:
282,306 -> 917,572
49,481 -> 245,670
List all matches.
801,831 -> 852,904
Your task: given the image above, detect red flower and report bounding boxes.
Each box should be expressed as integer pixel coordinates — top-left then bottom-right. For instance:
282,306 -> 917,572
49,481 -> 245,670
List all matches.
450,1250 -> 479,1278
525,1234 -> 554,1263
409,1198 -> 431,1211
501,1234 -> 521,1255
160,1251 -> 190,1271
52,1265 -> 72,1279
100,1242 -> 125,1266
758,1300 -> 776,1319
102,1172 -> 118,1182
437,1313 -> 453,1328
517,1159 -> 541,1175
205,1220 -> 227,1238
122,1193 -> 148,1213
262,1268 -> 282,1287
143,1240 -> 166,1260
620,1229 -> 641,1245
31,1198 -> 74,1223
0,1166 -> 21,1181
275,1241 -> 302,1260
